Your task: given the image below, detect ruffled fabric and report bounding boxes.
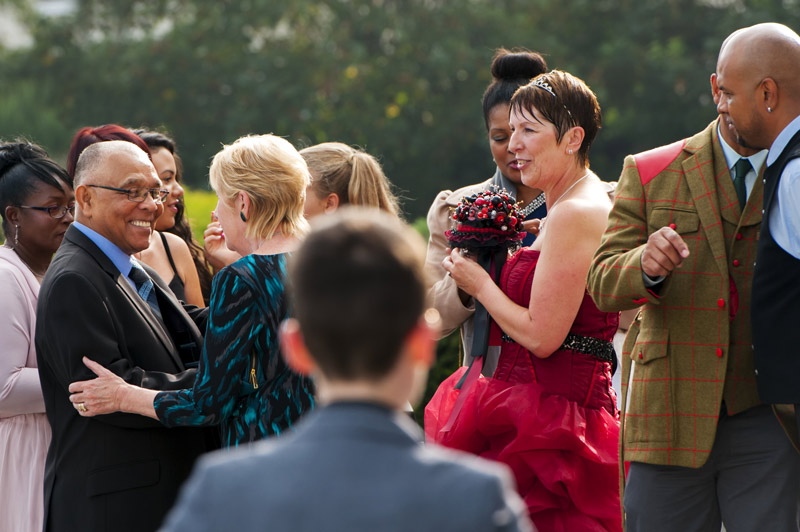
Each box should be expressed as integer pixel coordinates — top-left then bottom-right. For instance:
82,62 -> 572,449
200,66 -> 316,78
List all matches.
426,368 -> 620,532
425,248 -> 621,532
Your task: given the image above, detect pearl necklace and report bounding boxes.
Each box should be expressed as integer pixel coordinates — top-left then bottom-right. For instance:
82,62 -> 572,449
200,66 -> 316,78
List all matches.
548,172 -> 591,211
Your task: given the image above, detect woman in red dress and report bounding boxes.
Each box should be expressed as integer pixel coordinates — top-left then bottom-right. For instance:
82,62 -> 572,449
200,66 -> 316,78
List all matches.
426,70 -> 621,532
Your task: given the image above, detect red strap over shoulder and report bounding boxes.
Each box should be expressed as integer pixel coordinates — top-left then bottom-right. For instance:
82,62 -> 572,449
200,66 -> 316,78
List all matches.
634,139 -> 687,186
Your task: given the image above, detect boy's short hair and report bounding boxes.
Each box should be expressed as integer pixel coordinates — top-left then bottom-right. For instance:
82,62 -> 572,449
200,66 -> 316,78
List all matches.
289,207 -> 427,380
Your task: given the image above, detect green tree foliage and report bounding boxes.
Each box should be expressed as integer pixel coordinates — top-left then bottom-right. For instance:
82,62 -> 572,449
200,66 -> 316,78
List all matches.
5,0 -> 799,217
3,0 -> 800,423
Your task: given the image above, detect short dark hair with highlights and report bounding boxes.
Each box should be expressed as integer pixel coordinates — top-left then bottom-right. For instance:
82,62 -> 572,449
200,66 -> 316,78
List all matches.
511,70 -> 601,166
288,207 -> 427,381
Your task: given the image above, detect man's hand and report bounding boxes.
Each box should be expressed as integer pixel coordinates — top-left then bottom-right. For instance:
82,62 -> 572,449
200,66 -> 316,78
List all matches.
641,226 -> 690,278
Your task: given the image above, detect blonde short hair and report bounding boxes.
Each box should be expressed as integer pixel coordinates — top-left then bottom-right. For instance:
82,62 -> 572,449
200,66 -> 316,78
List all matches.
209,134 -> 310,240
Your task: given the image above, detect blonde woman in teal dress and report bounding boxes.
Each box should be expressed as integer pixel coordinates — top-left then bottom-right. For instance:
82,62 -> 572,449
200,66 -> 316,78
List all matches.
67,134 -> 315,447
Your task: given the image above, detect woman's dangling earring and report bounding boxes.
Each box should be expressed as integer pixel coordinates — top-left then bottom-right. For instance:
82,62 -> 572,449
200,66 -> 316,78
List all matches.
240,211 -> 247,222
14,225 -> 19,248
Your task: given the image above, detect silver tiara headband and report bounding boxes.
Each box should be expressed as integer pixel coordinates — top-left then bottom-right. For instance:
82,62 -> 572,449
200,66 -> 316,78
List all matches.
532,77 -> 557,98
531,76 -> 574,124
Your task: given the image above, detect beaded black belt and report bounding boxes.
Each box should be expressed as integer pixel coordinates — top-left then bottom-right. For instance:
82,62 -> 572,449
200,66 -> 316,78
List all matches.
501,332 -> 615,364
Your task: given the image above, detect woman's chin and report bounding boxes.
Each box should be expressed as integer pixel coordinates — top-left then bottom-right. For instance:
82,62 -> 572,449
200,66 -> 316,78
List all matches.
154,215 -> 176,232
501,166 -> 523,184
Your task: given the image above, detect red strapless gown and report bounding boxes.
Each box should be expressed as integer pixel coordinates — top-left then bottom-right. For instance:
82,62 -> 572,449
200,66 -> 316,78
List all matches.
425,248 -> 622,532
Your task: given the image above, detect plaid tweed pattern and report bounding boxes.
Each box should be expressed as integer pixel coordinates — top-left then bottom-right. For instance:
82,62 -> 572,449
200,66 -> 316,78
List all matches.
587,121 -> 763,468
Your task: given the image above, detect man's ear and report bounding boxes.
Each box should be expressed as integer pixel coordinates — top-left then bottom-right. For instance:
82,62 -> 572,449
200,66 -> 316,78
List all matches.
710,73 -> 720,105
760,77 -> 779,112
75,185 -> 92,218
323,193 -> 340,214
279,318 -> 317,375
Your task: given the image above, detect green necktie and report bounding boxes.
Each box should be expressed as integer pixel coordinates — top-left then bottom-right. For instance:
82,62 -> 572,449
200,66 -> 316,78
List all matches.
733,157 -> 751,209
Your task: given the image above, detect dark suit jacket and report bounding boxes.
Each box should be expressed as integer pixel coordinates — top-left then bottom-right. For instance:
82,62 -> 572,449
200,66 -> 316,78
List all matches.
160,402 -> 533,532
36,225 -> 210,532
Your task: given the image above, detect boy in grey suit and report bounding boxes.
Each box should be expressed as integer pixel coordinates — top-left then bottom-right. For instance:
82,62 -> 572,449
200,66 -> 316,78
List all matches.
160,208 -> 533,532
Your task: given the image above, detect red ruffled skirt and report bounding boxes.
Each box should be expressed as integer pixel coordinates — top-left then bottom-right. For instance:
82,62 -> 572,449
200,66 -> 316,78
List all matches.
425,366 -> 622,532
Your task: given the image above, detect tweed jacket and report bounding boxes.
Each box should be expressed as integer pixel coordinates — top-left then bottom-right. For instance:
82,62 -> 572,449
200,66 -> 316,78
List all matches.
587,120 -> 764,468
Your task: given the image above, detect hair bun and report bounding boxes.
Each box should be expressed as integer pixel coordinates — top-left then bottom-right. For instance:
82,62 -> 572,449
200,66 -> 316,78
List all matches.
491,49 -> 547,81
0,141 -> 46,177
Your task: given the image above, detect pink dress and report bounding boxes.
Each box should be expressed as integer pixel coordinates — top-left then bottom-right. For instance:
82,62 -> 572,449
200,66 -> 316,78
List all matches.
0,247 -> 51,532
426,248 -> 622,532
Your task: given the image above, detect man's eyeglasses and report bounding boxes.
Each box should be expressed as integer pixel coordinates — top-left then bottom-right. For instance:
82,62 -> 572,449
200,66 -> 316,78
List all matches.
86,184 -> 169,203
17,202 -> 76,219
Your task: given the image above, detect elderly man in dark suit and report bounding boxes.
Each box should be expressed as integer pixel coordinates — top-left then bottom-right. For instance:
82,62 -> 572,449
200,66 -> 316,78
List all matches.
36,141 -> 210,532
160,208 -> 533,532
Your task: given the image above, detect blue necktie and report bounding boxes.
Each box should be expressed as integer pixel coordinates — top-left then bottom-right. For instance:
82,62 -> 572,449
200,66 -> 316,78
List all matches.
733,158 -> 751,209
129,261 -> 162,321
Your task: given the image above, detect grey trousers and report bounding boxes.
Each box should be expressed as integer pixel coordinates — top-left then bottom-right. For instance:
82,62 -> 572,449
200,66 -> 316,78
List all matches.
624,405 -> 800,532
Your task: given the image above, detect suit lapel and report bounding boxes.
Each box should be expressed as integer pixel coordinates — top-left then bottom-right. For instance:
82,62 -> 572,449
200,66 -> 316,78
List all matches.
682,123 -> 729,275
739,165 -> 764,229
66,226 -> 184,368
116,274 -> 183,367
704,125 -> 765,230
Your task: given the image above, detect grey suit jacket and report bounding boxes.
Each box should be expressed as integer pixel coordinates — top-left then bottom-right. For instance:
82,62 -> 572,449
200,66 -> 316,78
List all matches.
160,402 -> 533,532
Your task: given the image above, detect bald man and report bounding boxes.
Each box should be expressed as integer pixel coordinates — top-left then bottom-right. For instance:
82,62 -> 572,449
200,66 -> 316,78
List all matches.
716,23 -> 800,441
589,26 -> 800,531
36,141 -> 210,532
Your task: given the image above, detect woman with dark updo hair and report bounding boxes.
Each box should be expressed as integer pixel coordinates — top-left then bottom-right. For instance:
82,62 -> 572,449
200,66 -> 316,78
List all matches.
424,48 -> 548,371
0,141 -> 73,532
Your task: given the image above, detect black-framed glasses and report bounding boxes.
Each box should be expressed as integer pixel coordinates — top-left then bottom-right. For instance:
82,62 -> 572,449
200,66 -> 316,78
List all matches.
86,184 -> 169,203
17,202 -> 76,219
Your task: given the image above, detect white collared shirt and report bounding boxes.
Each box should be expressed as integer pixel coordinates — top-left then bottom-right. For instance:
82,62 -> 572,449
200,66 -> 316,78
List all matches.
717,124 -> 768,200
765,114 -> 800,259
72,221 -> 138,290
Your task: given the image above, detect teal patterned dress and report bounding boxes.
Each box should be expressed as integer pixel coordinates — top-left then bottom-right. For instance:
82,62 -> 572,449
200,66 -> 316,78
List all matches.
154,254 -> 315,447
